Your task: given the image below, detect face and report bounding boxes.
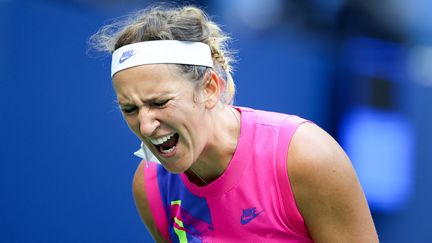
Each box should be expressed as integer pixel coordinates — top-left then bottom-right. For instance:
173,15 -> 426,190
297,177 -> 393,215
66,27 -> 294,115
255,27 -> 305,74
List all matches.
113,64 -> 211,173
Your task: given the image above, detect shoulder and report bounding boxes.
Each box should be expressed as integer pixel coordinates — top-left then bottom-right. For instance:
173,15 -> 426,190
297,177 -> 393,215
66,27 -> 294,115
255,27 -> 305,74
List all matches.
286,123 -> 378,242
288,122 -> 350,182
287,123 -> 355,209
132,161 -> 169,242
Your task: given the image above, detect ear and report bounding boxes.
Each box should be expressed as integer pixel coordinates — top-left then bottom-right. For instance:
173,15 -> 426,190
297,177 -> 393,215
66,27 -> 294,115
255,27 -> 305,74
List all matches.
204,71 -> 222,109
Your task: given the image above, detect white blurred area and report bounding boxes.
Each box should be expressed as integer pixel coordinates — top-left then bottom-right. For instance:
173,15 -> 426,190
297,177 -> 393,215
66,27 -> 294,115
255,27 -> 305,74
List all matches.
391,0 -> 432,44
408,46 -> 432,87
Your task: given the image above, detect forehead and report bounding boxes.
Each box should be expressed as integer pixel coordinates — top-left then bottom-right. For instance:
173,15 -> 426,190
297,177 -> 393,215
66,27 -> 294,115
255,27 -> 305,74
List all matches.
112,64 -> 193,102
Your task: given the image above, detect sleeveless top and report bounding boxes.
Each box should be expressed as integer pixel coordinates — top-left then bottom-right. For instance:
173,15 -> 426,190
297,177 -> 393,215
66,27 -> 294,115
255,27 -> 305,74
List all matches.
142,107 -> 313,242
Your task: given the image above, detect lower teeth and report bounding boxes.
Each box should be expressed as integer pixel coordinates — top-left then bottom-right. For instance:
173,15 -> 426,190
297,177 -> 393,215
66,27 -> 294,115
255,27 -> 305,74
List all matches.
160,146 -> 175,154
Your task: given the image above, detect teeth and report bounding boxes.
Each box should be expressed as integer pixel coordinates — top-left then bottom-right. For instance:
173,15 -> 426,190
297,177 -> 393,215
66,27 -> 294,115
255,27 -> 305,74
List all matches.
160,146 -> 175,154
149,133 -> 174,145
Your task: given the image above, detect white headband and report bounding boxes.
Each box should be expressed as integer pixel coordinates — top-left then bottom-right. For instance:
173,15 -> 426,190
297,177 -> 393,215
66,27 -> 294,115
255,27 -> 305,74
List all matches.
111,40 -> 213,77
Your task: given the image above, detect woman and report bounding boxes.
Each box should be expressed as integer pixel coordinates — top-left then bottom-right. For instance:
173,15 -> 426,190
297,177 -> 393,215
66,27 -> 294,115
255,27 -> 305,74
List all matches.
91,5 -> 378,242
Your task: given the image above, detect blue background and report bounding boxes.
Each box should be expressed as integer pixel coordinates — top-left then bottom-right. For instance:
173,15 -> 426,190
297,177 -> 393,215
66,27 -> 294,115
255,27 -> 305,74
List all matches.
1,0 -> 431,242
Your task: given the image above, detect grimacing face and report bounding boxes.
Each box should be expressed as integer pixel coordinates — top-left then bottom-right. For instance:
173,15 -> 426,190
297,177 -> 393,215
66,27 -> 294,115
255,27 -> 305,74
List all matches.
112,64 -> 213,173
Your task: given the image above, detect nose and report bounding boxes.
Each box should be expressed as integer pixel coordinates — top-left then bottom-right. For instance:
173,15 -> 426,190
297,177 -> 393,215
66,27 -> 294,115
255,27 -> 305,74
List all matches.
138,107 -> 160,137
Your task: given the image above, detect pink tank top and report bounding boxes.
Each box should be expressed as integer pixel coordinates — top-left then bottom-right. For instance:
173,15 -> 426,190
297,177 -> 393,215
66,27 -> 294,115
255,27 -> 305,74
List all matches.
143,107 -> 313,242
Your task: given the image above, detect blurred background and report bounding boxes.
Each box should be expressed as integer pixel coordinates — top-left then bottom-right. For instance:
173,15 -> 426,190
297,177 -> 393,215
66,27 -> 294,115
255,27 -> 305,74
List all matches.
1,0 -> 431,242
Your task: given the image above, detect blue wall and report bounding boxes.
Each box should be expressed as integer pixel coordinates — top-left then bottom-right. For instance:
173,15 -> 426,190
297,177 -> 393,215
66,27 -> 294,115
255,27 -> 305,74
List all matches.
0,2 -> 149,242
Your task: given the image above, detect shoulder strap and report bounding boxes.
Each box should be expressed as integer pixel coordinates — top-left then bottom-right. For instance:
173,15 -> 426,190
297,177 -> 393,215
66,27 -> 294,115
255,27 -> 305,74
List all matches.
275,115 -> 311,237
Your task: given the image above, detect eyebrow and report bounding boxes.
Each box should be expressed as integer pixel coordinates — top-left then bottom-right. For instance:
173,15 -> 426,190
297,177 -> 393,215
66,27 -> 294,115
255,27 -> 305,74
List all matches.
117,96 -> 170,106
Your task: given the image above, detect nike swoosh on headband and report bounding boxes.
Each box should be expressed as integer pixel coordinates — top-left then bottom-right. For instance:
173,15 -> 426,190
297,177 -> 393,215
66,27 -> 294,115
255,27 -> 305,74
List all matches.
111,40 -> 213,77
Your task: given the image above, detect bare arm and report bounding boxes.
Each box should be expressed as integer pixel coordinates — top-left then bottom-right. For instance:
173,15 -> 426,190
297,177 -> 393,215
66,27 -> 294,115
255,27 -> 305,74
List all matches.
288,123 -> 379,242
132,161 -> 169,243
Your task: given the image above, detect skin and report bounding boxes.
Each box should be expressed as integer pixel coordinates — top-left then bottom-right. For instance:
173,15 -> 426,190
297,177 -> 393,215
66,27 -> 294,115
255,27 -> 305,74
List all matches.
113,64 -> 240,184
288,123 -> 379,242
113,64 -> 378,242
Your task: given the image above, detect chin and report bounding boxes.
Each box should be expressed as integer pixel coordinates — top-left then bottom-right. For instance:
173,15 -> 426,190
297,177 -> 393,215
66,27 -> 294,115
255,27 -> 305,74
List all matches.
160,161 -> 190,174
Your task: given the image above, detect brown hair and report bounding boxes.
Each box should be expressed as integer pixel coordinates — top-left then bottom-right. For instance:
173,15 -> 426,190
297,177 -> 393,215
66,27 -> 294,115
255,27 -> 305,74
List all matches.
90,5 -> 236,104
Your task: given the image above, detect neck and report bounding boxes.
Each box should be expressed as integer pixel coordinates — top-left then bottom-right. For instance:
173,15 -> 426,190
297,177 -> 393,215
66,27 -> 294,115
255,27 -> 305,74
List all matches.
185,104 -> 240,186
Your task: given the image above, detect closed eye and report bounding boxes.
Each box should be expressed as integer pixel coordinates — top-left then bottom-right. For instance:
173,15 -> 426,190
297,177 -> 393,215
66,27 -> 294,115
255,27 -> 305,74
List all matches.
121,106 -> 138,115
152,99 -> 169,108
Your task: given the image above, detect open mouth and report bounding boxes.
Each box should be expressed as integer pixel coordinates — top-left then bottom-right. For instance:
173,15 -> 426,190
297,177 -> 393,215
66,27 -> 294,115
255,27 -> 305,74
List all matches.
149,133 -> 179,155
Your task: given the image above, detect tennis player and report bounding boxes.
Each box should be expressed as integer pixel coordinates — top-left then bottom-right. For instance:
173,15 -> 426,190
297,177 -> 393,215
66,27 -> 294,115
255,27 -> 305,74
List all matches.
91,5 -> 378,242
